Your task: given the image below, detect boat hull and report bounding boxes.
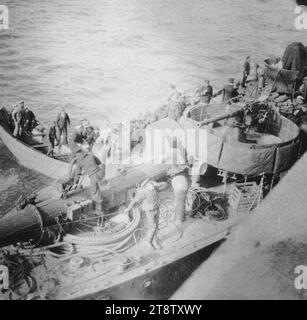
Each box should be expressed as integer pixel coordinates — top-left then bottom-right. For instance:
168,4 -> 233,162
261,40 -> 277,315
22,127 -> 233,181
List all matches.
55,224 -> 230,300
0,107 -> 69,180
74,240 -> 223,300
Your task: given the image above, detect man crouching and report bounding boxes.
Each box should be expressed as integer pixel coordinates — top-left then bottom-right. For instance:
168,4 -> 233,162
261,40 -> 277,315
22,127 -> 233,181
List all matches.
63,144 -> 105,222
124,179 -> 167,251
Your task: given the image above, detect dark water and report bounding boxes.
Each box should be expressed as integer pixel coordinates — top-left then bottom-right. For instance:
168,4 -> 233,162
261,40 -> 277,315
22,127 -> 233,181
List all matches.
0,0 -> 306,211
0,140 -> 52,216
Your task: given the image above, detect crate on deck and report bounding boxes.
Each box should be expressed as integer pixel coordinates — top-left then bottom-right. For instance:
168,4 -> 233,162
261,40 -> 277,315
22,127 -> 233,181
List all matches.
229,182 -> 262,213
65,198 -> 93,220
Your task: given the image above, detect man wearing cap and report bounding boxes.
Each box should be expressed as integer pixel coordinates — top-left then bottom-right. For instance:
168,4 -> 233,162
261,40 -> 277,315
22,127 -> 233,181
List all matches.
56,107 -> 70,145
213,78 -> 238,104
72,145 -> 105,218
11,101 -> 26,137
194,80 -> 213,104
124,179 -> 167,250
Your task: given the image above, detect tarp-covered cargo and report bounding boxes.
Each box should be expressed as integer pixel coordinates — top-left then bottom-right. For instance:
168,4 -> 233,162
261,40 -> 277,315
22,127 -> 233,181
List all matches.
282,42 -> 306,78
264,42 -> 306,94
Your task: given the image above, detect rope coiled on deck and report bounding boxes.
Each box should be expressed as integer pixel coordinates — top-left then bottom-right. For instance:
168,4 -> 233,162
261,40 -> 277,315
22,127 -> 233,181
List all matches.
20,209 -> 142,262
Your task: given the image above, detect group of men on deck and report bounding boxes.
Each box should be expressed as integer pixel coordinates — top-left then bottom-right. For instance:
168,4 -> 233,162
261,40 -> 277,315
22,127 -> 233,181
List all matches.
166,57 -> 253,123
46,108 -> 96,158
9,100 -> 103,214
11,54 -> 307,252
45,110 -> 105,220
193,56 -> 252,106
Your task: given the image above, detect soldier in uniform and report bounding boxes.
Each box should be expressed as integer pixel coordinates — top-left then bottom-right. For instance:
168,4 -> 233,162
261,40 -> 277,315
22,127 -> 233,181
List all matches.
213,78 -> 238,104
47,122 -> 57,157
194,79 -> 213,104
72,145 -> 105,219
124,179 -> 167,250
242,56 -> 251,88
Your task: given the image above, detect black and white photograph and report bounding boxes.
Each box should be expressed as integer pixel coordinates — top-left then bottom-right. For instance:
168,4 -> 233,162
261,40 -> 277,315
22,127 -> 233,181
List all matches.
0,0 -> 307,305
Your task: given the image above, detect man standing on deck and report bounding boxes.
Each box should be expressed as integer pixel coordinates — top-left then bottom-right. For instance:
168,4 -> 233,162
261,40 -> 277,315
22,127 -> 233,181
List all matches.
47,121 -> 57,157
124,179 -> 167,251
56,107 -> 70,145
194,80 -> 213,104
11,101 -> 26,137
242,56 -> 251,88
213,78 -> 238,104
72,145 -> 106,220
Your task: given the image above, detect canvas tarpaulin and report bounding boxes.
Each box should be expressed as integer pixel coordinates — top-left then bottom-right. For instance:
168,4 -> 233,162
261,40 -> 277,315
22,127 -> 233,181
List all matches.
207,132 -> 223,167
164,108 -> 300,175
217,142 -> 276,175
273,140 -> 300,174
282,42 -> 306,78
264,65 -> 298,94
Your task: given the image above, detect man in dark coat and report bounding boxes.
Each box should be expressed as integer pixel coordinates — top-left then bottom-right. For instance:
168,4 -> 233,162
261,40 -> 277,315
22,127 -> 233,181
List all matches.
24,107 -> 36,133
213,78 -> 238,104
242,56 -> 251,88
72,147 -> 105,218
194,80 -> 213,104
56,107 -> 70,145
47,121 -> 57,157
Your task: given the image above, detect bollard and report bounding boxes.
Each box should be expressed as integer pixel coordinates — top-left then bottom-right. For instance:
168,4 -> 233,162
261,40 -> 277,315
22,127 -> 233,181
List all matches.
171,174 -> 189,222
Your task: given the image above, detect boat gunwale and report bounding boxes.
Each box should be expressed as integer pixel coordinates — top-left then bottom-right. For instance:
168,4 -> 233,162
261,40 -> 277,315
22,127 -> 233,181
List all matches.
0,106 -> 69,179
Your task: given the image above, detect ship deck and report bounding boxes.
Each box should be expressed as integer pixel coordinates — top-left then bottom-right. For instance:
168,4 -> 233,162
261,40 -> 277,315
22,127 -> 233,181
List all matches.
30,184 -> 246,300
